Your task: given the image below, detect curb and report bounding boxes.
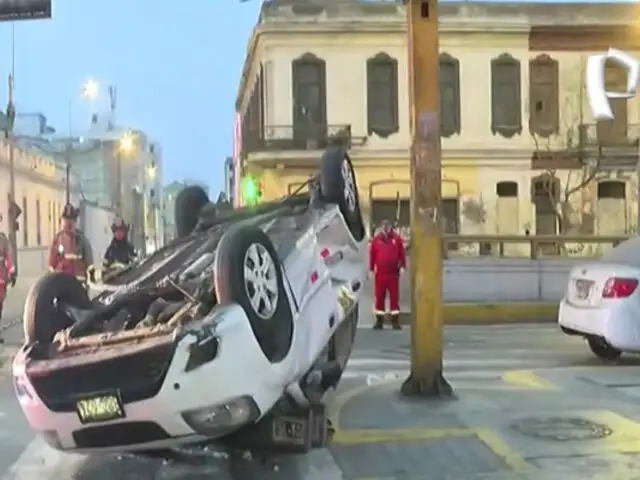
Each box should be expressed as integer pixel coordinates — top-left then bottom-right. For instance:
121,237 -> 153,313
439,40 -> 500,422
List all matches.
395,302 -> 558,325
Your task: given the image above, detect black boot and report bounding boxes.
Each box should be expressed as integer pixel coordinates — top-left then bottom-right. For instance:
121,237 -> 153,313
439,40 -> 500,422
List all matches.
373,314 -> 384,330
391,314 -> 402,330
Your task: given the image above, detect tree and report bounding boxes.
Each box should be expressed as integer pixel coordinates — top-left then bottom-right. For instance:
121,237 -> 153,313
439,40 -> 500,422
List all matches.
530,68 -> 600,237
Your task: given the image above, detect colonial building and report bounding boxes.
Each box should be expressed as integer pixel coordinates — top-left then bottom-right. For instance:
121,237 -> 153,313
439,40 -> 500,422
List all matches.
235,1 -> 640,243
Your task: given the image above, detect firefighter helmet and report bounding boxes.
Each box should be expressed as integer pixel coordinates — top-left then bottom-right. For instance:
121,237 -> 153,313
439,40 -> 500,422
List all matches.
61,203 -> 78,220
111,216 -> 129,233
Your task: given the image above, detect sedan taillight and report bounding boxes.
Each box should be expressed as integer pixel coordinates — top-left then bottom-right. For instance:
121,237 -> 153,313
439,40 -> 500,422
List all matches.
602,277 -> 639,299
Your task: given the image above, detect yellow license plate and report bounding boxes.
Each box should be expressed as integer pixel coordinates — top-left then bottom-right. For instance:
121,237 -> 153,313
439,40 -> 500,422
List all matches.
76,393 -> 125,424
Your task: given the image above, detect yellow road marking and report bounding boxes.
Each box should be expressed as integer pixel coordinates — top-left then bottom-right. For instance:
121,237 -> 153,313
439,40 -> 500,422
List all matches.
330,380 -> 532,472
502,370 -> 557,390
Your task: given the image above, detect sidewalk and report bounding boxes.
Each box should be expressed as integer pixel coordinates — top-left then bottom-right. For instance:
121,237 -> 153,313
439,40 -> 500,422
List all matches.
0,277 -> 36,372
329,365 -> 640,479
360,282 -> 557,326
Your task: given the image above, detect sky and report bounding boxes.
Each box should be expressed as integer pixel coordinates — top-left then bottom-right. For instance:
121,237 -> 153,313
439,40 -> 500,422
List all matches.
0,0 -> 260,195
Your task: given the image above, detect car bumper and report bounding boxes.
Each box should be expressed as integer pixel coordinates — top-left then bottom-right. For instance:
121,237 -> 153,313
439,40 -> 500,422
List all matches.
13,305 -> 285,454
558,299 -> 640,351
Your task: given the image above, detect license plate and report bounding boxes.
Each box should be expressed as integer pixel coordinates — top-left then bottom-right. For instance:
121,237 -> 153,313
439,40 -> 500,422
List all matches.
272,417 -> 309,446
574,279 -> 593,300
76,393 -> 125,424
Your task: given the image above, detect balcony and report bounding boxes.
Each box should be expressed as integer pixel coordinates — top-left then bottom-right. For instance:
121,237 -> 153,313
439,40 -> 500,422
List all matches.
243,124 -> 360,154
578,123 -> 640,171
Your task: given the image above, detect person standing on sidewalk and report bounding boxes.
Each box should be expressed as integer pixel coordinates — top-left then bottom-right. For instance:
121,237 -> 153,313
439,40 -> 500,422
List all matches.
48,204 -> 93,286
0,215 -> 16,344
369,219 -> 406,330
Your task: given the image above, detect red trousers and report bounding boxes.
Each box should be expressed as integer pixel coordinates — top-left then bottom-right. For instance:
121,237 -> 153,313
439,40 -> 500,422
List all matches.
374,273 -> 400,314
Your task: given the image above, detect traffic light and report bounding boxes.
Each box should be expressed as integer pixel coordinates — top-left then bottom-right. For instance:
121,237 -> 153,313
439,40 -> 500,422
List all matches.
241,176 -> 262,205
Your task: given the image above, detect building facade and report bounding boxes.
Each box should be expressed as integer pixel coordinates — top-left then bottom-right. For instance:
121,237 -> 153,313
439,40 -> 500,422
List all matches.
235,1 -> 640,249
0,140 -> 67,249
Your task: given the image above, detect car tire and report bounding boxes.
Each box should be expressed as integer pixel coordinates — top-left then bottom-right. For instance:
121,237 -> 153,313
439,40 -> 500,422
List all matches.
587,336 -> 622,360
23,273 -> 93,346
175,185 -> 210,238
318,148 -> 365,242
214,224 -> 294,363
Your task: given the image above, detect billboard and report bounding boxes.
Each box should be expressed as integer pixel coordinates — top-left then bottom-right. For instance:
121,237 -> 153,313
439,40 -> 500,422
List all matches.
0,0 -> 51,21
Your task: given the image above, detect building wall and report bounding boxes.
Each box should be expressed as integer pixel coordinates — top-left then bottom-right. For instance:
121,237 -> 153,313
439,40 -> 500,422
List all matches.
0,142 -> 67,249
237,2 -> 640,243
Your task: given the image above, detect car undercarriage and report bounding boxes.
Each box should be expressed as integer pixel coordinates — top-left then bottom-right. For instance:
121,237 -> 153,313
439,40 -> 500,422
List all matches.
13,148 -> 365,457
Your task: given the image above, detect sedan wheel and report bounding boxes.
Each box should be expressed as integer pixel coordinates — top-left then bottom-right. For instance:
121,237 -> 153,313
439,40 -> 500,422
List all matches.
587,336 -> 622,360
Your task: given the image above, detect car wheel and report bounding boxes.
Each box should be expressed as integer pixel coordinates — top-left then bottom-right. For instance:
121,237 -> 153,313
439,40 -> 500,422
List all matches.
214,224 -> 294,363
23,273 -> 93,345
175,185 -> 210,238
319,148 -> 365,242
587,336 -> 622,360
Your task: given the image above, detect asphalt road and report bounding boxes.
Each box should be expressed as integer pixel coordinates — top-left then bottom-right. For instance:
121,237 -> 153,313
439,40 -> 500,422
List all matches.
0,323 -> 619,479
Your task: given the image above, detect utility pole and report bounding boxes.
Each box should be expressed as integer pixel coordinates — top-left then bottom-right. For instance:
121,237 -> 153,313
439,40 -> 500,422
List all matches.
6,73 -> 17,276
400,0 -> 452,397
115,148 -> 122,213
64,143 -> 71,204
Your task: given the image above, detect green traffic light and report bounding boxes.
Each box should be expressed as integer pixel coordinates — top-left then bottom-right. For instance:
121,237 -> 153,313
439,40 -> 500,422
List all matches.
242,177 -> 260,204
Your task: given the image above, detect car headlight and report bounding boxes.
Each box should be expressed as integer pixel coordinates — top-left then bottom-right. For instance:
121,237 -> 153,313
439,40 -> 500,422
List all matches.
181,395 -> 259,436
13,375 -> 35,403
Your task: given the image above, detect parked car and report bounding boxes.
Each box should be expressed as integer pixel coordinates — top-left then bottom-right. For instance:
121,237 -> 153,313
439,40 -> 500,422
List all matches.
558,236 -> 640,359
13,148 -> 366,456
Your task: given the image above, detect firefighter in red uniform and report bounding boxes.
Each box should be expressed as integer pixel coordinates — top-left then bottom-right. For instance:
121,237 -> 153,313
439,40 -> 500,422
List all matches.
48,204 -> 93,285
0,215 -> 16,343
369,219 -> 406,330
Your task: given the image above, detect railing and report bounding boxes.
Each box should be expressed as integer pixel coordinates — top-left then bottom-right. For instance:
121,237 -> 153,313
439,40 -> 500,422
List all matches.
579,123 -> 640,148
439,234 -> 630,259
243,124 -> 356,153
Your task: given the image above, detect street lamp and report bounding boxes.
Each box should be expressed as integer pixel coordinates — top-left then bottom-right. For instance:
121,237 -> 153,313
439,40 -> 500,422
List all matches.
63,79 -> 101,203
115,130 -> 138,212
82,79 -> 99,101
118,131 -> 136,155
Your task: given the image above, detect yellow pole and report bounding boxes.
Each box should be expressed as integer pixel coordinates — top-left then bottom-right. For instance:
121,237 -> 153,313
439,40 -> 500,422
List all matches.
401,0 -> 453,397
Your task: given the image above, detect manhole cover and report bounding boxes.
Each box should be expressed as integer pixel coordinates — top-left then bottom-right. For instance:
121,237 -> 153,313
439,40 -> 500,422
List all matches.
511,417 -> 613,441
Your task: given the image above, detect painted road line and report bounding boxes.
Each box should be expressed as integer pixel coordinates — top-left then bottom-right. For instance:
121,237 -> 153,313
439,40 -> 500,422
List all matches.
0,436 -> 84,480
502,370 -> 557,390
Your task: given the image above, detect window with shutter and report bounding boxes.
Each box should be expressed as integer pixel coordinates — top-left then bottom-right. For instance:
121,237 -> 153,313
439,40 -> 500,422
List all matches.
439,53 -> 461,138
491,53 -> 522,138
292,53 -> 327,144
366,53 -> 399,138
529,54 -> 559,137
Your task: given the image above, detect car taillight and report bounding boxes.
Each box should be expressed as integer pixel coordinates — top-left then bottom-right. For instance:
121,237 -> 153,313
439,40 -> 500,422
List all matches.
602,277 -> 639,298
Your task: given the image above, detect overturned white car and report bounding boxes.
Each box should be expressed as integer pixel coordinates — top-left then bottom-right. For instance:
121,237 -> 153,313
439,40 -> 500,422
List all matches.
12,148 -> 366,456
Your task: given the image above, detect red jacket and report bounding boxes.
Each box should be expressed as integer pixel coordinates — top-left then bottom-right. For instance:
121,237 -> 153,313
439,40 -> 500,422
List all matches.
0,233 -> 14,285
48,229 -> 93,280
369,232 -> 406,275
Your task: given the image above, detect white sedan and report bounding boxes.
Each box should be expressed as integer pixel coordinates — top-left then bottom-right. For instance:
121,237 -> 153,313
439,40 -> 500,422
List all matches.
558,236 -> 640,359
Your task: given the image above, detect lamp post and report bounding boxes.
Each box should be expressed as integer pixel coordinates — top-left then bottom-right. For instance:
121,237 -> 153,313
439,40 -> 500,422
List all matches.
6,73 -> 17,274
64,79 -> 100,204
115,129 -> 137,213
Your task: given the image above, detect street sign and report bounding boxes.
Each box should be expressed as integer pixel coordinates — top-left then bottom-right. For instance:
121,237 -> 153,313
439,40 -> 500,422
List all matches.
0,0 -> 51,21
